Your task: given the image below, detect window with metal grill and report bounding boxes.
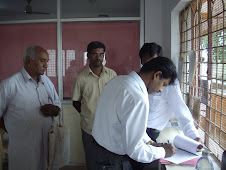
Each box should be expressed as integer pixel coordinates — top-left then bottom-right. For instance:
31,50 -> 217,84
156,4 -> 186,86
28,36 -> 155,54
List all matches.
180,0 -> 225,162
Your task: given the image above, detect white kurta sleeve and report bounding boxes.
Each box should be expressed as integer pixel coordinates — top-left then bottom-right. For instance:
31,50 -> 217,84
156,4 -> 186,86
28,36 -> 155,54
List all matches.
42,75 -> 61,109
167,80 -> 199,139
0,80 -> 9,117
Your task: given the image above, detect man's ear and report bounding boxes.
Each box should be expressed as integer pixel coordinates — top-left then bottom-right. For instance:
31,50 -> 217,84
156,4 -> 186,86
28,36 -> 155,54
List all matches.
153,71 -> 162,80
25,56 -> 31,64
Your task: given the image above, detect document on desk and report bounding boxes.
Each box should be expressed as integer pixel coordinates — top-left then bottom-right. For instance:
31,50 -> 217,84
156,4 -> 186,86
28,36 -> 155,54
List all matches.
163,134 -> 202,164
163,149 -> 200,164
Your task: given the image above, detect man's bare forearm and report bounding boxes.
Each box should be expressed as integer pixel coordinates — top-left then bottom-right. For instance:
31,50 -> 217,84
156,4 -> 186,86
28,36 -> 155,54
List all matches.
73,101 -> 81,113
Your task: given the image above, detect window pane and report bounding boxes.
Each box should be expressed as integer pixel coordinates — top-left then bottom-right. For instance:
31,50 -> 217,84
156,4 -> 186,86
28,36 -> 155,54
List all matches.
212,31 -> 224,47
200,35 -> 208,49
180,0 -> 226,161
221,132 -> 226,150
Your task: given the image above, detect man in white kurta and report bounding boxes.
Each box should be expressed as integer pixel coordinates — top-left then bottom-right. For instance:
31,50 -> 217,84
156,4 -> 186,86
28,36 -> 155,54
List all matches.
0,46 -> 61,170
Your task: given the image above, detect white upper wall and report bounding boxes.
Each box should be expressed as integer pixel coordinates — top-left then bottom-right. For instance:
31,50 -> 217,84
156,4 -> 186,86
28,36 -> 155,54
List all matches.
144,0 -> 190,72
144,0 -> 163,45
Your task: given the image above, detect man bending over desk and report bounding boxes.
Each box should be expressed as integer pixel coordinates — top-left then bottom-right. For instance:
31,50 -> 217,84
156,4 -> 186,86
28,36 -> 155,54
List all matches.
139,43 -> 202,147
91,57 -> 177,170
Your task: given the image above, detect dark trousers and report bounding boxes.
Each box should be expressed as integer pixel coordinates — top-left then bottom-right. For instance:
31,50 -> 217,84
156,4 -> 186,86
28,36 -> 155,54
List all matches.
82,129 -> 95,169
145,128 -> 166,170
86,135 -> 145,170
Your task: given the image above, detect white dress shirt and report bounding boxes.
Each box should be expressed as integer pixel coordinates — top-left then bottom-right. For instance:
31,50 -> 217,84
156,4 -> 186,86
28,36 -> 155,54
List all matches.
92,71 -> 165,163
147,79 -> 199,139
0,68 -> 61,170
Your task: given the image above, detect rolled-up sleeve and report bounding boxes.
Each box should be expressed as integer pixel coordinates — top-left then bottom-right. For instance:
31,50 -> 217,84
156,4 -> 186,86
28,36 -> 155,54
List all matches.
72,77 -> 82,101
167,80 -> 199,139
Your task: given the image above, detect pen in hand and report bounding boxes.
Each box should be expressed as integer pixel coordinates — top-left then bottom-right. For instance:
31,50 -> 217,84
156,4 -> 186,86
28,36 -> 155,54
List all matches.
162,142 -> 177,157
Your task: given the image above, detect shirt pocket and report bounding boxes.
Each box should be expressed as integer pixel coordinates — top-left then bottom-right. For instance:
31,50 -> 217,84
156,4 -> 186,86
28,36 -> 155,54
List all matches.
82,82 -> 97,100
149,95 -> 162,112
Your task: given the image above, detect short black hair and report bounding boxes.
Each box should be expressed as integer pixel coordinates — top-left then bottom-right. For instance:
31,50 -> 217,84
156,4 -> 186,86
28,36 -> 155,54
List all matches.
139,42 -> 163,59
157,45 -> 163,57
140,56 -> 177,85
87,41 -> 105,53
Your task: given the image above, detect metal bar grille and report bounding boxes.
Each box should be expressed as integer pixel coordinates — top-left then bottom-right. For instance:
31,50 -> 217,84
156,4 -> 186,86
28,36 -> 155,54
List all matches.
180,0 -> 226,161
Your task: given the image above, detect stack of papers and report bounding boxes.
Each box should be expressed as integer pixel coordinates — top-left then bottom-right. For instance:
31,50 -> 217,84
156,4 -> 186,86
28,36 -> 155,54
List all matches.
159,157 -> 200,166
161,134 -> 203,164
163,149 -> 201,164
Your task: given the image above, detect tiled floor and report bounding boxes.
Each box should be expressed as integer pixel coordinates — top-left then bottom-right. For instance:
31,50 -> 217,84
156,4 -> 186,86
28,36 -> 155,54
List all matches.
2,160 -> 88,170
60,165 -> 87,170
60,166 -> 158,170
1,165 -> 87,170
2,164 -> 163,170
59,163 -> 163,170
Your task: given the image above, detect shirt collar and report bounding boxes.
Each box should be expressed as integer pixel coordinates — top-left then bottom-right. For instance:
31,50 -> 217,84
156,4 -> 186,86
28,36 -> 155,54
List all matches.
85,65 -> 108,75
21,67 -> 44,84
129,71 -> 148,97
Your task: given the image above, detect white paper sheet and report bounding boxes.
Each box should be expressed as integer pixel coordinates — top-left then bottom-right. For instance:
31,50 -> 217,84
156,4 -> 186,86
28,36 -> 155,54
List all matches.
162,134 -> 203,164
173,135 -> 201,154
164,149 -> 201,164
178,60 -> 183,84
188,50 -> 196,86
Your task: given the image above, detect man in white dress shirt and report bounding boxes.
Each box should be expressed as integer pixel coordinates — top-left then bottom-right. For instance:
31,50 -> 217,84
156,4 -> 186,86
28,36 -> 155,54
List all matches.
0,45 -> 61,170
91,57 -> 177,169
139,42 -> 202,144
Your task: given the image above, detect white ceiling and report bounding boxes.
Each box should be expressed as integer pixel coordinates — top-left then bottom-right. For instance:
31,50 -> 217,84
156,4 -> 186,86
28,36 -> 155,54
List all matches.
0,0 -> 140,21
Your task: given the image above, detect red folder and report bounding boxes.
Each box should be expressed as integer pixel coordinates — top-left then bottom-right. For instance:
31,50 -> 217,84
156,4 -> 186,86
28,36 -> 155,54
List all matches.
159,157 -> 199,166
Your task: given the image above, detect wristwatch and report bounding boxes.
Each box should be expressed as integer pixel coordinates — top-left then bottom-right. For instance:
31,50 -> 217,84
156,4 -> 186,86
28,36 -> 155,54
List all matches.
146,140 -> 154,145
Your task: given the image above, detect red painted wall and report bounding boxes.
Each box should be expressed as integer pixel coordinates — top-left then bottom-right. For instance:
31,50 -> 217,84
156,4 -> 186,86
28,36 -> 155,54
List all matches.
62,22 -> 140,98
0,22 -> 140,98
0,23 -> 57,88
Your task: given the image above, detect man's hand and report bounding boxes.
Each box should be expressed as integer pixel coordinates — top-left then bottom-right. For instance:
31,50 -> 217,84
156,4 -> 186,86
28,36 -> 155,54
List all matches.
194,137 -> 203,152
0,117 -> 7,132
148,142 -> 177,157
73,101 -> 81,113
162,143 -> 177,158
151,142 -> 164,147
40,104 -> 60,117
146,140 -> 165,147
194,137 -> 203,143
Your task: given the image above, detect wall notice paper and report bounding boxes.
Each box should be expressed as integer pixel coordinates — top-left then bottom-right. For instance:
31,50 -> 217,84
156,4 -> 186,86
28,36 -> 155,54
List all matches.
163,134 -> 202,164
178,60 -> 183,84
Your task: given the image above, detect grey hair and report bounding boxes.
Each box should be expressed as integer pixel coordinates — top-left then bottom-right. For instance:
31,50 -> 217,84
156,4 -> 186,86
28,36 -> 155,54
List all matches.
23,45 -> 38,64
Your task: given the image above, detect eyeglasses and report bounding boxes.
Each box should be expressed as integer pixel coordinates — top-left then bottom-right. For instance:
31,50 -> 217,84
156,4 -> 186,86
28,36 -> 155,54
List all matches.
90,52 -> 105,57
